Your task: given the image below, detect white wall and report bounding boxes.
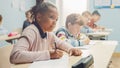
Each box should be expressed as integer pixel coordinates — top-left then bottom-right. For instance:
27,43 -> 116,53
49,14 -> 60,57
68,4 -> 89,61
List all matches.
62,0 -> 88,26
0,0 -> 35,33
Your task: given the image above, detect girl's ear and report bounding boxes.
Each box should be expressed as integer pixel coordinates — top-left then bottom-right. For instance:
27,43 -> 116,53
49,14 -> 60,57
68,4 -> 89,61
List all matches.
36,13 -> 42,22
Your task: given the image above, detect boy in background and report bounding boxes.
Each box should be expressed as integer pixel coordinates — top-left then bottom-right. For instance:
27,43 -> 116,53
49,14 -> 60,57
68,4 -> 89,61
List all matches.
80,11 -> 94,34
87,10 -> 105,30
56,13 -> 90,47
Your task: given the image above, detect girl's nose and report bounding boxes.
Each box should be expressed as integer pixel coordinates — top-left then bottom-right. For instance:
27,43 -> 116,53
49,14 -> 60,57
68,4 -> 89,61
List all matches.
52,20 -> 56,25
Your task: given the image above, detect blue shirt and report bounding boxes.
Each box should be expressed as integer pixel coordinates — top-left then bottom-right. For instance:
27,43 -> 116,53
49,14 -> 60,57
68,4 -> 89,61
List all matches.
80,25 -> 93,34
56,27 -> 85,47
22,20 -> 31,30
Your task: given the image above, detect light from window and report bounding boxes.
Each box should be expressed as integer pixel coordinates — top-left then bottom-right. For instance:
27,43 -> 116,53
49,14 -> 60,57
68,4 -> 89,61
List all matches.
63,0 -> 88,23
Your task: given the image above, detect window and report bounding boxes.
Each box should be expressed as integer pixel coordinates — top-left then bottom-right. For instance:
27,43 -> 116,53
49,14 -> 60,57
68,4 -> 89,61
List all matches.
56,0 -> 88,27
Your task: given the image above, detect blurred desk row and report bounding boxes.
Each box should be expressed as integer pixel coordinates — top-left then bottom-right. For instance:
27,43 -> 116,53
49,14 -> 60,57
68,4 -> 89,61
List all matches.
87,28 -> 113,40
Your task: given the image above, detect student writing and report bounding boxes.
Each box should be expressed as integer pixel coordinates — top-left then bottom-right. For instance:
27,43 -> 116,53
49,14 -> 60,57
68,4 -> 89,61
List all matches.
56,13 -> 90,47
10,2 -> 82,64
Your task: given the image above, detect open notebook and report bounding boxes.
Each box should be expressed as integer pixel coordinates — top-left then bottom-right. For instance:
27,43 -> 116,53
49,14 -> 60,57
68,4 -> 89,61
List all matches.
29,55 -> 69,68
29,50 -> 91,68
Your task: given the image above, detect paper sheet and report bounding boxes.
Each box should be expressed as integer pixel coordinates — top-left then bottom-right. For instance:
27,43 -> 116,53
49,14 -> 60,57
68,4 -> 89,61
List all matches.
89,41 -> 97,45
74,45 -> 92,50
81,50 -> 91,58
29,55 -> 69,68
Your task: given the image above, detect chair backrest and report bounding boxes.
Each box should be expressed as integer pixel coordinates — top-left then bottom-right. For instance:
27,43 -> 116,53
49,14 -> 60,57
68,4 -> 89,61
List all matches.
0,45 -> 13,68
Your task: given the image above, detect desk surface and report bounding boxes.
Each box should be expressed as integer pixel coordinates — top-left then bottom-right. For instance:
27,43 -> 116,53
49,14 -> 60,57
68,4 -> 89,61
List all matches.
90,40 -> 117,68
0,34 -> 21,41
11,40 -> 118,68
87,32 -> 110,37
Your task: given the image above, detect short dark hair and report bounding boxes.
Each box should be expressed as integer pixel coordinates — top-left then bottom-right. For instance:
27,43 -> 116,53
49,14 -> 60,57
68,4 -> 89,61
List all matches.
92,10 -> 101,16
65,13 -> 84,28
36,0 -> 44,5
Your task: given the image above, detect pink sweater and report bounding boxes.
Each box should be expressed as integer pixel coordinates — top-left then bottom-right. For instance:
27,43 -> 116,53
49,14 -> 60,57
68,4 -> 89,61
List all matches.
10,25 -> 72,64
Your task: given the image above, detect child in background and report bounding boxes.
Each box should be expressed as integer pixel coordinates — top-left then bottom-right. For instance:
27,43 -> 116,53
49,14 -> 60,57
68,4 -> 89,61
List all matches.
0,14 -> 9,47
56,13 -> 90,47
82,11 -> 92,23
87,10 -> 105,30
22,10 -> 33,30
0,14 -> 8,35
10,2 -> 82,64
80,11 -> 93,34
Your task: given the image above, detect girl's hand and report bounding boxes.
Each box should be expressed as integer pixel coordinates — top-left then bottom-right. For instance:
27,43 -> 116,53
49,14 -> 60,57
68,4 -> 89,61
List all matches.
49,49 -> 63,59
69,48 -> 82,56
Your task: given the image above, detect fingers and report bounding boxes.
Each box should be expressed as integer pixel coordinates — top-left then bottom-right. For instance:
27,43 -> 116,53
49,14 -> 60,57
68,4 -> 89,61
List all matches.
69,48 -> 82,56
50,49 -> 63,59
54,50 -> 63,59
84,38 -> 90,45
74,49 -> 82,56
69,50 -> 72,56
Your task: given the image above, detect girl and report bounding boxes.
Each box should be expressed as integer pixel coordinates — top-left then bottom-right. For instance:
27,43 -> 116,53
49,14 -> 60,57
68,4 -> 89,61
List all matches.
10,2 -> 82,64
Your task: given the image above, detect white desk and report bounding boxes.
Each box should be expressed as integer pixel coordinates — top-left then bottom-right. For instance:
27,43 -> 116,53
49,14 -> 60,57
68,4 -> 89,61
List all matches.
9,40 -> 117,68
87,32 -> 110,37
0,34 -> 21,44
87,32 -> 111,40
103,29 -> 113,32
89,40 -> 118,68
0,34 -> 21,41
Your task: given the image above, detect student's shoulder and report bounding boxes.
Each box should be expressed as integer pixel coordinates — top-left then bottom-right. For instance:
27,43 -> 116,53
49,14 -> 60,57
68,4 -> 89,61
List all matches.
22,24 -> 38,35
55,27 -> 67,35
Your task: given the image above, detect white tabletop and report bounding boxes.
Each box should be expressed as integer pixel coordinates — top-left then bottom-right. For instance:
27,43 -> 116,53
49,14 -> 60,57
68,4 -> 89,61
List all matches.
0,34 -> 21,41
9,40 -> 118,68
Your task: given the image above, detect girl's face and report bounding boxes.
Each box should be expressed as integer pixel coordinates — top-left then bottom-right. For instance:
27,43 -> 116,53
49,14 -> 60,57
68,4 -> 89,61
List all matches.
37,7 -> 58,32
68,23 -> 82,36
26,12 -> 32,19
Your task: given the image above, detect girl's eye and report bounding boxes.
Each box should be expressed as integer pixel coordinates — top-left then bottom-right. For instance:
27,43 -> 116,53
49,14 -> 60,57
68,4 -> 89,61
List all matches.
49,16 -> 54,19
49,16 -> 58,21
56,18 -> 58,21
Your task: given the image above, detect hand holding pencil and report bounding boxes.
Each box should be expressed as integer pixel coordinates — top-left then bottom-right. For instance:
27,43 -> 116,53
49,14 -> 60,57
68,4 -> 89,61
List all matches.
49,42 -> 63,59
49,49 -> 63,59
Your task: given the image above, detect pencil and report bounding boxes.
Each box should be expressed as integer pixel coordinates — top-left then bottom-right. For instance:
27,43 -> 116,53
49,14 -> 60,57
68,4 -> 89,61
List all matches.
54,41 -> 57,52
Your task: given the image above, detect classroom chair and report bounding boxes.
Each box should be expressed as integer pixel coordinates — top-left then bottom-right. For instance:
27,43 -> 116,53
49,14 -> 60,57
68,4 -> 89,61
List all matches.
0,45 -> 26,68
0,45 -> 12,68
6,28 -> 22,44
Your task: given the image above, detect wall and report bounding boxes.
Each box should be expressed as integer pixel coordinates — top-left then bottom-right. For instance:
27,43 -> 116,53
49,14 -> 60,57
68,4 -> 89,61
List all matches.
0,0 -> 35,33
89,0 -> 120,52
0,0 -> 35,47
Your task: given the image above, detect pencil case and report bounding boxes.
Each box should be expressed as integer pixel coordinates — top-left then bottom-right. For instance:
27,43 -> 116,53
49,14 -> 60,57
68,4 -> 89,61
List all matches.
72,54 -> 94,68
